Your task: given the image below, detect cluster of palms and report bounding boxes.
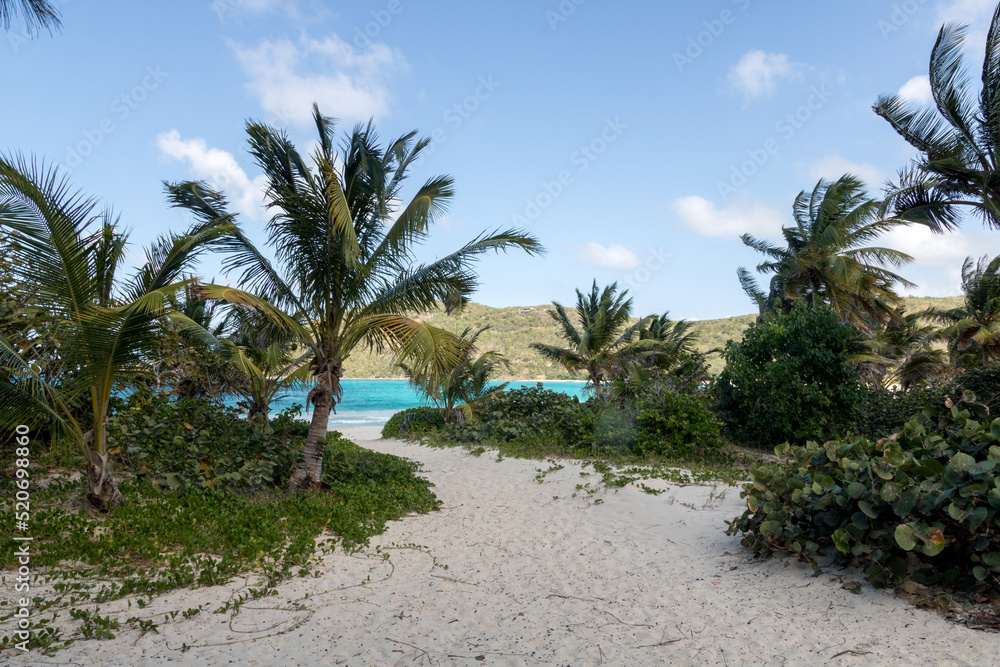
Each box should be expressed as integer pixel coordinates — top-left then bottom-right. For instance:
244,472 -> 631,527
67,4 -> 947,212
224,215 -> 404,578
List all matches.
530,281 -> 707,397
0,107 -> 540,507
734,8 -> 1000,388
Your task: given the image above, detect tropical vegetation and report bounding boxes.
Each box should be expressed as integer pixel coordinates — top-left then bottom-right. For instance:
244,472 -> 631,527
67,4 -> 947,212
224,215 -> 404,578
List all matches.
167,105 -> 541,488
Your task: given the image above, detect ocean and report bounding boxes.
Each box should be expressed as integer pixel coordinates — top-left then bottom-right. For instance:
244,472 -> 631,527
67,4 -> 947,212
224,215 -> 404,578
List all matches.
247,380 -> 590,428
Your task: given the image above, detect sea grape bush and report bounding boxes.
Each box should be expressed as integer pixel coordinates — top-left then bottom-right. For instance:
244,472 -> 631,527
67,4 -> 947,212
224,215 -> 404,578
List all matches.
727,393 -> 1000,590
108,393 -> 306,494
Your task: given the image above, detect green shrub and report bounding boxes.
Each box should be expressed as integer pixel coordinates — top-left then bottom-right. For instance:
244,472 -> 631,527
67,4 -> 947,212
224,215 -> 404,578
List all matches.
953,365 -> 1000,412
381,406 -> 445,439
714,304 -> 865,448
108,393 -> 305,494
727,392 -> 1000,590
445,384 -> 594,446
860,385 -> 948,440
634,390 -> 729,461
593,403 -> 639,451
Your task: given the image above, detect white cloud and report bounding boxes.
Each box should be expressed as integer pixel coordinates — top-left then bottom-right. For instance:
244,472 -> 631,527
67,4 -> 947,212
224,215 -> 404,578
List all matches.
727,50 -> 800,104
672,196 -> 785,238
809,155 -> 887,190
230,33 -> 406,127
882,224 -> 985,296
935,0 -> 994,53
576,243 -> 642,271
883,224 -> 977,269
156,130 -> 268,220
897,75 -> 933,105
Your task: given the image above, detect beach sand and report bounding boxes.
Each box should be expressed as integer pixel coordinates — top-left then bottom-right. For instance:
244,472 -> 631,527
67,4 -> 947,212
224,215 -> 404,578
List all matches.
4,427 -> 997,665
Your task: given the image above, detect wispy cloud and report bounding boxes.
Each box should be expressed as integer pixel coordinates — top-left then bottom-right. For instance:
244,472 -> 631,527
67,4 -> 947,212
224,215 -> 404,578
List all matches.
809,155 -> 887,190
576,242 -> 642,271
935,0 -> 994,54
156,130 -> 268,220
726,50 -> 801,104
230,33 -> 407,127
672,196 -> 785,238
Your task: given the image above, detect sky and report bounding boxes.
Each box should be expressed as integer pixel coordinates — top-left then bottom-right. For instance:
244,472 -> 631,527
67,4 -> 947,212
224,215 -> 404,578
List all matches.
2,0 -> 1000,320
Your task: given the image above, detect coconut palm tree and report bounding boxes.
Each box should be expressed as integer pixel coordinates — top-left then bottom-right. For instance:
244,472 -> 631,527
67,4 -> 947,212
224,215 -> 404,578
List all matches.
0,155 -> 291,509
850,308 -> 949,390
402,325 -> 510,423
874,5 -> 1000,231
530,281 -> 646,391
1,0 -> 60,34
222,307 -> 311,427
738,175 -> 916,331
168,105 -> 542,488
929,254 -> 1000,367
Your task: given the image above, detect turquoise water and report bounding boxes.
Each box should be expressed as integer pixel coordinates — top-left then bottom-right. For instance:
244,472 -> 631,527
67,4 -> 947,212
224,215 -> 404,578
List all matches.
251,380 -> 589,428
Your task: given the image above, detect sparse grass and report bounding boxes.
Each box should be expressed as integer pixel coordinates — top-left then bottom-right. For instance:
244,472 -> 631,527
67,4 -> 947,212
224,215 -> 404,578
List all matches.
412,431 -> 763,487
0,433 -> 440,655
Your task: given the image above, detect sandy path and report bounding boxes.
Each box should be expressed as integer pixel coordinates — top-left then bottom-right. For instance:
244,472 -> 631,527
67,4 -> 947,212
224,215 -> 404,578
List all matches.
3,427 -> 997,666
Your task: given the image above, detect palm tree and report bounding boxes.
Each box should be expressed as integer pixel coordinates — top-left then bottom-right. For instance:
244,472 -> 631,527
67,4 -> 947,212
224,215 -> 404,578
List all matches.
850,308 -> 949,390
874,5 -> 1000,231
530,281 -> 646,391
930,255 -> 1000,367
1,0 -> 60,34
402,326 -> 510,423
738,175 -> 916,331
0,155 -> 289,509
168,105 -> 542,489
222,308 -> 311,426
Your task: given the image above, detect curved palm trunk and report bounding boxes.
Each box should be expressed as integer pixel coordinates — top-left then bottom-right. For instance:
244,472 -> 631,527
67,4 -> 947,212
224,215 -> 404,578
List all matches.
290,359 -> 342,489
86,448 -> 123,510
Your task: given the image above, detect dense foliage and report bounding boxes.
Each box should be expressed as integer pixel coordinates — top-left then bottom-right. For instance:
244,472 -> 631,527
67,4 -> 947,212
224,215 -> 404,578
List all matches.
714,304 -> 865,448
108,392 -> 308,494
445,385 -> 594,446
381,406 -> 446,439
383,382 -> 731,464
727,394 -> 1000,591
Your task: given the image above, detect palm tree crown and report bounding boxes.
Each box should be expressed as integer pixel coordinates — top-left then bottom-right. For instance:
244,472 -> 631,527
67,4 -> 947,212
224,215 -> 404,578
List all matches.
739,174 -> 916,330
930,254 -> 1000,367
531,281 -> 644,390
874,5 -> 1000,231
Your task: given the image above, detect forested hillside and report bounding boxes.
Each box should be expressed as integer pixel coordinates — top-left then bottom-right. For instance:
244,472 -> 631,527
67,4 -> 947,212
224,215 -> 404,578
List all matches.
342,296 -> 964,378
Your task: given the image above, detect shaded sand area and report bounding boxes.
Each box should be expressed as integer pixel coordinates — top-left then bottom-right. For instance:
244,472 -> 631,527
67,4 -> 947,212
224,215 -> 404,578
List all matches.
4,427 -> 997,666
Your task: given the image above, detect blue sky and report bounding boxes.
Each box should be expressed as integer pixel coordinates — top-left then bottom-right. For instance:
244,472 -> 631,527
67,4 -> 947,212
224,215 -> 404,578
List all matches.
3,0 -> 999,320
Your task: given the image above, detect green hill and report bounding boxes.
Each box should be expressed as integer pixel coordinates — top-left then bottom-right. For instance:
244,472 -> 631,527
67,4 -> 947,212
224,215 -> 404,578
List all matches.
342,296 -> 965,379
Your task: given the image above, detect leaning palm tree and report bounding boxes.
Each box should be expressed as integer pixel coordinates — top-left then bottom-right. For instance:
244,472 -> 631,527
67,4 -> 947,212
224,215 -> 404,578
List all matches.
168,105 -> 542,488
0,155 -> 290,509
1,0 -> 60,34
930,254 -> 1000,367
530,281 -> 646,392
402,326 -> 510,423
739,175 -> 916,331
874,5 -> 1000,231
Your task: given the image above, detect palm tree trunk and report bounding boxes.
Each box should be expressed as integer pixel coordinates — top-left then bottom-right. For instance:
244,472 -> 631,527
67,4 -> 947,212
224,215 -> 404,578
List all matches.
290,359 -> 342,489
85,448 -> 122,510
291,390 -> 331,488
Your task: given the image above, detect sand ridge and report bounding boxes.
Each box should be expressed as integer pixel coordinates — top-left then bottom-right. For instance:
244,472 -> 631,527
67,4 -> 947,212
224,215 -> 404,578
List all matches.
3,426 -> 997,665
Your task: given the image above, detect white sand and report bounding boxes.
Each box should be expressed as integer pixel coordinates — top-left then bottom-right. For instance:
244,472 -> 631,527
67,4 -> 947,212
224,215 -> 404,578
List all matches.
3,427 -> 997,665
